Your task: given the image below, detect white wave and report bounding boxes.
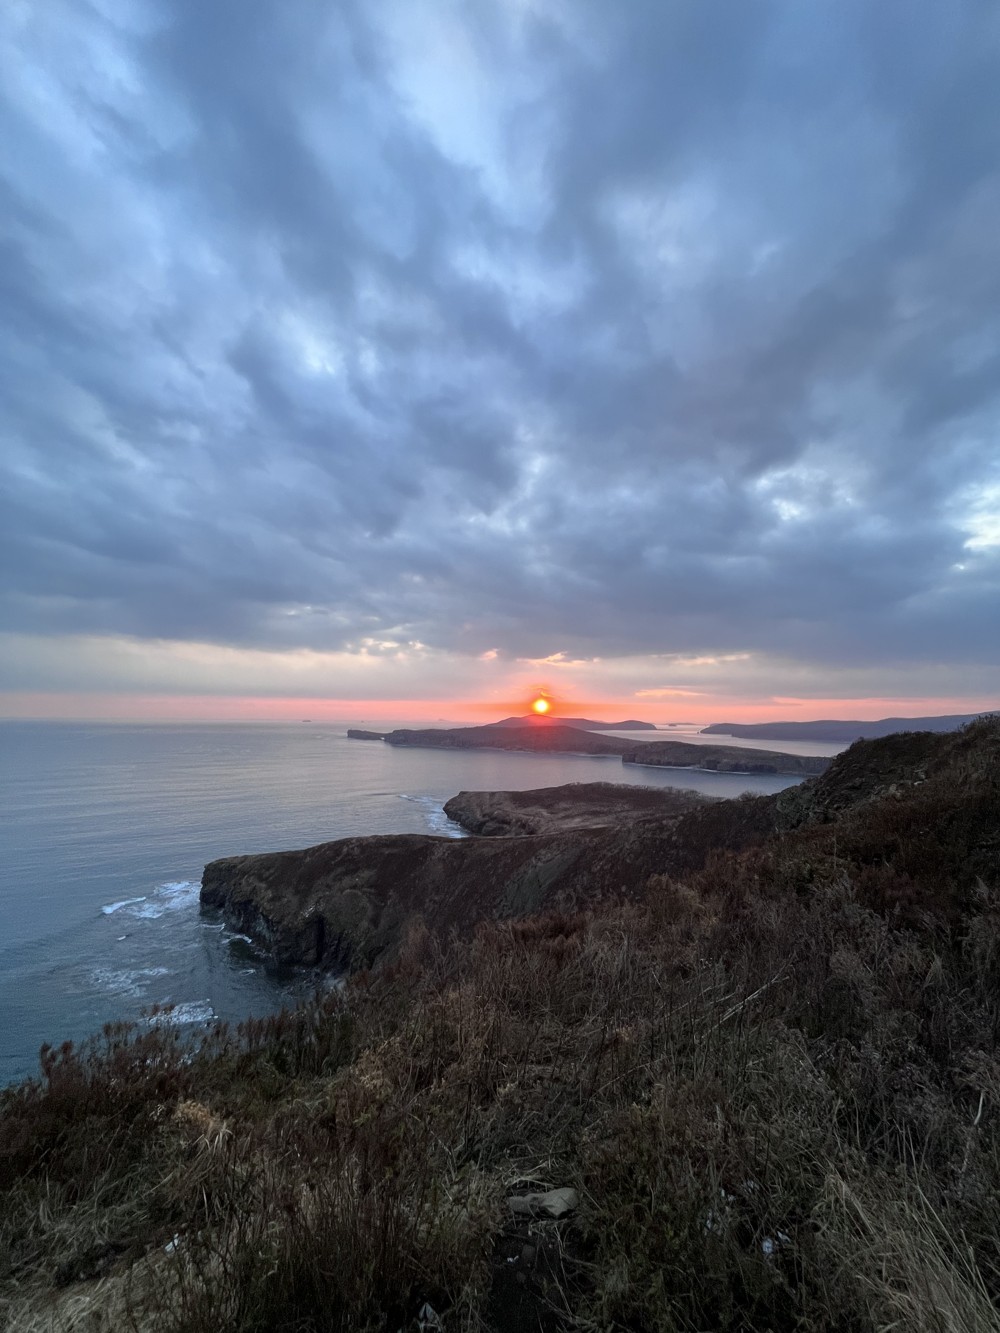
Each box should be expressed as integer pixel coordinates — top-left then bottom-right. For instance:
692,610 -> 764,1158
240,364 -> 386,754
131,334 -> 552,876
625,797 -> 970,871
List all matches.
91,965 -> 172,999
130,880 -> 199,920
397,794 -> 468,839
101,896 -> 148,915
101,880 -> 199,922
149,1000 -> 216,1026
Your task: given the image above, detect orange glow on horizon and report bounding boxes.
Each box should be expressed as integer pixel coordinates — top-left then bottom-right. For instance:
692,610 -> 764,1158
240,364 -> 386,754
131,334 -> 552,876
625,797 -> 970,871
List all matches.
1,691 -> 999,727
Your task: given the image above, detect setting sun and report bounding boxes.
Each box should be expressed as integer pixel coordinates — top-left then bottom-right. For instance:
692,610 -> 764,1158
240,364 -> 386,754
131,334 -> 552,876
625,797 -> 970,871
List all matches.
531,697 -> 551,715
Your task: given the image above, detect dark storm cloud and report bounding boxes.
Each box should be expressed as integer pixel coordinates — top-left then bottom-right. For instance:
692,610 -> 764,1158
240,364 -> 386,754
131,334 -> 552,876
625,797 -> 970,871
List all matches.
1,0 -> 999,677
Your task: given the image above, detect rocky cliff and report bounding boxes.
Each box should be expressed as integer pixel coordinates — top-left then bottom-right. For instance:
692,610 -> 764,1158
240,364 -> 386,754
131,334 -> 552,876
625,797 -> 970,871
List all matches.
201,788 -> 777,972
202,720 -> 1000,974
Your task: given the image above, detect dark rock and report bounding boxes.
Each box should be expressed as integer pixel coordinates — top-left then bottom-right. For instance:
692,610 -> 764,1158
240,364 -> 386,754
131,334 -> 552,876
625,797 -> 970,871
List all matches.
508,1188 -> 579,1218
346,729 -> 385,741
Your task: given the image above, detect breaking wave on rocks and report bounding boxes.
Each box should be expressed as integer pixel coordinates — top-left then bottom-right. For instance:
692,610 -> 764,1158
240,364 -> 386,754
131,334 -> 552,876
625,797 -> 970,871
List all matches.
148,1000 -> 217,1026
397,794 -> 469,838
101,880 -> 200,920
90,965 -> 172,1000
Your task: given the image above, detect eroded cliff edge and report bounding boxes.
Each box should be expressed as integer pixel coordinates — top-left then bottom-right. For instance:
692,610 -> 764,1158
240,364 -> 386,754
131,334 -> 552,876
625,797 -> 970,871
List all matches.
200,785 -> 772,971
201,720 -> 1000,975
442,780 -> 710,836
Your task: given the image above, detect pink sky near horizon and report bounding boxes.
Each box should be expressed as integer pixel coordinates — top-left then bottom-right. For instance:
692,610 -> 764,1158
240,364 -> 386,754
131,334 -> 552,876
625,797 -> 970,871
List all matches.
3,690 -> 998,726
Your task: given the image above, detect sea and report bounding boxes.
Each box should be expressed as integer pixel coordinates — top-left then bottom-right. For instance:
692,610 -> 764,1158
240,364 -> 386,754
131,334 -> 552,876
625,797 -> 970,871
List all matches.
0,721 -> 845,1086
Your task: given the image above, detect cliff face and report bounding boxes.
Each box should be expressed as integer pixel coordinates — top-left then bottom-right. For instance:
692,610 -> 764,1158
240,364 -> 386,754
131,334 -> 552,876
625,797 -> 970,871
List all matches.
200,793 -> 777,972
201,826 -> 635,971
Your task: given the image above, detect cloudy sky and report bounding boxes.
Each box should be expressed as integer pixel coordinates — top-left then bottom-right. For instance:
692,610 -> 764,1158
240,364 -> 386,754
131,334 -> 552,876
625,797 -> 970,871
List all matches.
2,0 -> 999,723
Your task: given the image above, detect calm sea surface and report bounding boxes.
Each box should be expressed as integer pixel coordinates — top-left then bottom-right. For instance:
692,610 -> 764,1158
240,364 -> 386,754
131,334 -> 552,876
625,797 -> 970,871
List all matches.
0,721 -> 843,1085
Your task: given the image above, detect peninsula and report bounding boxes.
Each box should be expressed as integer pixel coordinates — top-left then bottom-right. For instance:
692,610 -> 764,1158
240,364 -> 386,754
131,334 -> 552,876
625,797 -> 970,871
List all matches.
703,710 -> 997,742
202,721 -> 989,975
348,722 -> 830,776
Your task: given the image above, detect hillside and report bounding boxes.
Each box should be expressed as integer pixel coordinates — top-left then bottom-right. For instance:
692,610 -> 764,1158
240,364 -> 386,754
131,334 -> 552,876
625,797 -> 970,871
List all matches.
382,723 -> 633,755
3,718 -> 999,1333
442,781 -> 712,836
625,739 -> 828,775
488,715 -> 656,731
703,711 -> 996,742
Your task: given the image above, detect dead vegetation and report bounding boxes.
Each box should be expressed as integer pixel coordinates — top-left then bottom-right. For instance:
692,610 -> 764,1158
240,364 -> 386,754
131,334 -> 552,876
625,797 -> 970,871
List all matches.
2,718 -> 1000,1331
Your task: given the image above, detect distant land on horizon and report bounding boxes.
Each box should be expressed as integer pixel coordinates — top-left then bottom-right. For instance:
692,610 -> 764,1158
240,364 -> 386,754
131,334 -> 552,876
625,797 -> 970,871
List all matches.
703,711 -> 998,743
488,715 -> 657,731
347,723 -> 828,776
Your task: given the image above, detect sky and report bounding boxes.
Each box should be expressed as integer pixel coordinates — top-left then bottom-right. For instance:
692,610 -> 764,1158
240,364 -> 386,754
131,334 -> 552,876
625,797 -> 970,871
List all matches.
2,0 -> 999,725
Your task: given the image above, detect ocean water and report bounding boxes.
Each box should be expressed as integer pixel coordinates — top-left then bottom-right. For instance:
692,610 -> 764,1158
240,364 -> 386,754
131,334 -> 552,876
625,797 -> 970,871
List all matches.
0,721 -> 837,1086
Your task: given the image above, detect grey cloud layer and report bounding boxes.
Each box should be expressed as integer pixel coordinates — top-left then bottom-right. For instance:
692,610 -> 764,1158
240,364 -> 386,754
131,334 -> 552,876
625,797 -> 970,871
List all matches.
2,0 -> 999,674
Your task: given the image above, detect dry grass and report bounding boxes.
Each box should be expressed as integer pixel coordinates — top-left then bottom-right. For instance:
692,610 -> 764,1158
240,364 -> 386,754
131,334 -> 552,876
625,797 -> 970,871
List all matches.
3,719 -> 1000,1331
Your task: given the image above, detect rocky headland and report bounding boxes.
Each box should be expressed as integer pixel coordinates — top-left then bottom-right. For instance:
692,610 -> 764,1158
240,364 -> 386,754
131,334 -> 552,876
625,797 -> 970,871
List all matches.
623,738 -> 828,775
442,780 -> 711,836
199,793 -> 743,972
201,719 -> 1000,976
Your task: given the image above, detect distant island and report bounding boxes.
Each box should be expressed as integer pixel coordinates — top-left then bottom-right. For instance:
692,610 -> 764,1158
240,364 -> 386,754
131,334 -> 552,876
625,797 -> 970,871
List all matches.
351,714 -> 656,736
703,711 -> 997,742
348,722 -> 828,776
489,714 -> 656,731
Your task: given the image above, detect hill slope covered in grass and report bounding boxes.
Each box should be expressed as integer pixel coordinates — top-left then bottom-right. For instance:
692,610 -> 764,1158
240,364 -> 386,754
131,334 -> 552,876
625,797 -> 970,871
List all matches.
704,711 -> 996,742
2,718 -> 999,1332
